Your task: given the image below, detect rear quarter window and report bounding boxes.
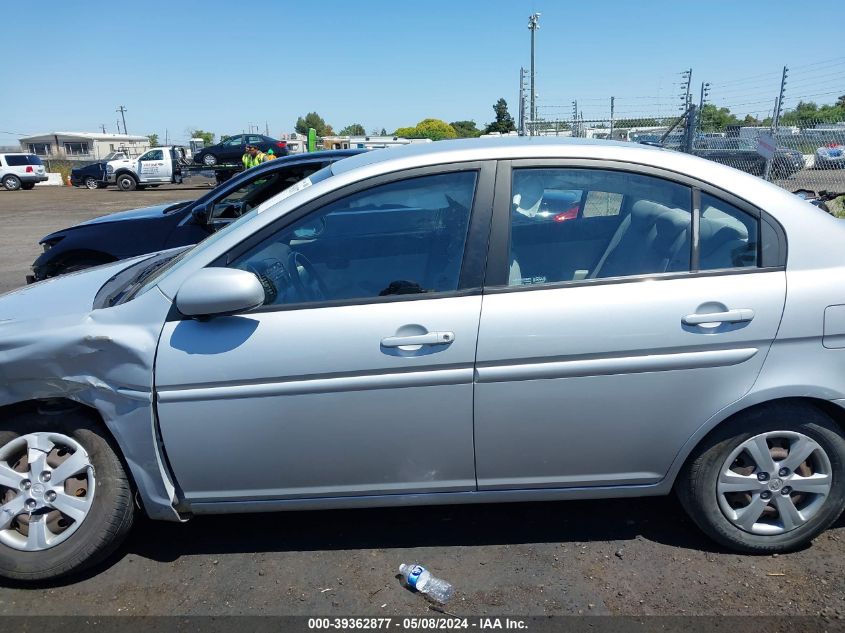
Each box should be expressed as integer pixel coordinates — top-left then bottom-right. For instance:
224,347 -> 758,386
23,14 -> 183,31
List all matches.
5,155 -> 43,166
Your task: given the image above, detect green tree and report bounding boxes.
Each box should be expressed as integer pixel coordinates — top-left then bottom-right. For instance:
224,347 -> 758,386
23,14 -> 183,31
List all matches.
394,119 -> 458,141
220,135 -> 231,142
380,128 -> 388,136
450,120 -> 482,138
484,98 -> 516,134
339,123 -> 366,136
699,104 -> 740,132
394,126 -> 418,138
295,112 -> 333,136
147,133 -> 159,147
188,129 -> 215,146
837,95 -> 845,109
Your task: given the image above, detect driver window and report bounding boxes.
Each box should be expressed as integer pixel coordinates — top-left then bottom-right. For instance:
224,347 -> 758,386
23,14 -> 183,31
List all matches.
209,165 -> 324,222
229,171 -> 477,307
223,136 -> 243,147
139,149 -> 163,161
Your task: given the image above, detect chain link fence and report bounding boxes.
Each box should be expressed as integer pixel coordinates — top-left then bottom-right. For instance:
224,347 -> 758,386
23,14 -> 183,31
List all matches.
527,58 -> 845,207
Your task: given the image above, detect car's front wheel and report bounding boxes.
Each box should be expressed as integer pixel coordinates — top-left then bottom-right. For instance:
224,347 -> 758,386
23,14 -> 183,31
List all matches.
116,174 -> 137,192
0,407 -> 134,581
677,402 -> 845,553
2,175 -> 21,191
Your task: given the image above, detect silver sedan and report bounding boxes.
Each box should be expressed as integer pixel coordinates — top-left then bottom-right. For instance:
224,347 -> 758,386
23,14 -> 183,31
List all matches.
1,138 -> 844,581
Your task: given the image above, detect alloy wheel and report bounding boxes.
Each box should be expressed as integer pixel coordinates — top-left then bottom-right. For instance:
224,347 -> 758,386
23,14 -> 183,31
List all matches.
717,431 -> 832,536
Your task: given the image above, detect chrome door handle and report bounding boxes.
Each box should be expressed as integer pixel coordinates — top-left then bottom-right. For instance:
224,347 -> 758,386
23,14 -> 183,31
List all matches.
381,331 -> 455,347
682,309 -> 755,326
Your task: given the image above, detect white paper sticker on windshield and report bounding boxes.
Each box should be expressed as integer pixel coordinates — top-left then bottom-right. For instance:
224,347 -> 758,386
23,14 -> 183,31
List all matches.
256,177 -> 313,214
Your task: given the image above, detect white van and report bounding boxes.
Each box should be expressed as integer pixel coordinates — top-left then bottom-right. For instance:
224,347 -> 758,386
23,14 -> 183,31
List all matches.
0,153 -> 48,191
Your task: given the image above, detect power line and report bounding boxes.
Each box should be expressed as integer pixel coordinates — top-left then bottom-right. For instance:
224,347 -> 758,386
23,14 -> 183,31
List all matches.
789,55 -> 845,70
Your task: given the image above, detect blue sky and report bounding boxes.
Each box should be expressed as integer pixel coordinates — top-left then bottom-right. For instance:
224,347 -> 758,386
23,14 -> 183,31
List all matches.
2,0 -> 843,145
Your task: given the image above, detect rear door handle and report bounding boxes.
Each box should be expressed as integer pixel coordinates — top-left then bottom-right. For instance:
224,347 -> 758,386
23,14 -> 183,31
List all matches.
381,331 -> 455,347
682,309 -> 755,326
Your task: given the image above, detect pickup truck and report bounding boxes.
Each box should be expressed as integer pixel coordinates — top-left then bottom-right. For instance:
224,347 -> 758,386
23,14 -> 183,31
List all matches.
109,146 -> 242,191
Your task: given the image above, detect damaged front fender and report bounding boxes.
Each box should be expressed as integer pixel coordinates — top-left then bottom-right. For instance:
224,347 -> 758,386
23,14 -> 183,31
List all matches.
0,266 -> 183,521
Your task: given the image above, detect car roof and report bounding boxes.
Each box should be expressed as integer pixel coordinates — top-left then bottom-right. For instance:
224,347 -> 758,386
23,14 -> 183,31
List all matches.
331,137 -> 659,176
245,148 -> 366,176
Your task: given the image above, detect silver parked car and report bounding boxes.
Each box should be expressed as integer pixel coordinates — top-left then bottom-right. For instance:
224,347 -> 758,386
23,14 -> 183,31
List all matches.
1,138 -> 844,581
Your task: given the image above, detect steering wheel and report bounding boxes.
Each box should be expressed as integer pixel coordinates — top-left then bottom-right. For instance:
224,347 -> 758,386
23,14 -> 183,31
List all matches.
286,251 -> 329,302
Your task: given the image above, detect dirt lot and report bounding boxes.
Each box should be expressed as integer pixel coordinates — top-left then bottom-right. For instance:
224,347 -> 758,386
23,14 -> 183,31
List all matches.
0,185 -> 844,619
0,183 -> 213,293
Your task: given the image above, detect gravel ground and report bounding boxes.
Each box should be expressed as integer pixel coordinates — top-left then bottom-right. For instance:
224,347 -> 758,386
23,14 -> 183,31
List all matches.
0,184 -> 844,618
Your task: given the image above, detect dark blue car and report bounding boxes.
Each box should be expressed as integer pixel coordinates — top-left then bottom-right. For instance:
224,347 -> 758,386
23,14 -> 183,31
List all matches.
29,150 -> 363,282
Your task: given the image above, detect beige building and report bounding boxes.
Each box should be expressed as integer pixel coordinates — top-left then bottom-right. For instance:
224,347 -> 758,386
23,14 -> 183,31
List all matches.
18,132 -> 151,161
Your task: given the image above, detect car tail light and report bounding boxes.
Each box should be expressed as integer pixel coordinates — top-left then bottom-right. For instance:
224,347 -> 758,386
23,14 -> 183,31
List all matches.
276,142 -> 287,148
25,166 -> 33,173
553,204 -> 580,222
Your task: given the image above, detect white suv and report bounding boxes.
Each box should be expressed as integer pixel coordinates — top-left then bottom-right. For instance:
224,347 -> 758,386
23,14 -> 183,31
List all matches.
0,153 -> 47,191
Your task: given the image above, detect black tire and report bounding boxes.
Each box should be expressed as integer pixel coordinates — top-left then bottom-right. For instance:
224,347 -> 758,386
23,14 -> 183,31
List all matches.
84,176 -> 99,190
115,174 -> 137,192
21,183 -> 35,191
677,402 -> 845,553
2,175 -> 21,191
0,407 -> 134,581
201,153 -> 217,166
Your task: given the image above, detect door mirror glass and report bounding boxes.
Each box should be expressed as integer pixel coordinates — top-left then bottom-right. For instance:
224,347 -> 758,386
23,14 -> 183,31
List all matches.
175,268 -> 265,318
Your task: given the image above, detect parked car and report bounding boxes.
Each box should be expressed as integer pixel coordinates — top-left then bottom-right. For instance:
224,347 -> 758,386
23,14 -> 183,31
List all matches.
692,137 -> 805,179
29,150 -> 363,282
0,153 -> 47,191
3,138 -> 845,581
193,134 -> 289,166
815,144 -> 845,170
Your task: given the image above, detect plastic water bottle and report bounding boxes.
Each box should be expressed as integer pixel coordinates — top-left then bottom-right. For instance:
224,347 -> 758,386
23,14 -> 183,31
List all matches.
398,563 -> 454,604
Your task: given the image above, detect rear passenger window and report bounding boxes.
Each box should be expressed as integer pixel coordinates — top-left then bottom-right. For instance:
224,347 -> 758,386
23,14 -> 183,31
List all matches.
698,193 -> 758,270
508,168 -> 692,286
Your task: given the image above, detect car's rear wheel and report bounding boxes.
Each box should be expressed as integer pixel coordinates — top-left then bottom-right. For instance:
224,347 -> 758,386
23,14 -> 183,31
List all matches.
21,183 -> 35,191
202,153 -> 217,166
677,402 -> 845,553
2,175 -> 21,191
84,176 -> 99,190
0,407 -> 134,581
116,174 -> 137,192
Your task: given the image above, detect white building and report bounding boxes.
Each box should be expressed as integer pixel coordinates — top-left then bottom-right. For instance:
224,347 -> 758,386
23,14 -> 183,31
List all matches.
18,132 -> 151,161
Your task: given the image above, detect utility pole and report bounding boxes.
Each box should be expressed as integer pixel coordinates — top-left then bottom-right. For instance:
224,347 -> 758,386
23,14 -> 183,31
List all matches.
609,97 -> 615,140
518,67 -> 526,136
100,124 -> 107,134
528,13 -> 541,137
697,82 -> 710,137
116,120 -> 122,134
772,65 -> 788,133
764,66 -> 788,182
116,106 -> 128,135
572,100 -> 578,137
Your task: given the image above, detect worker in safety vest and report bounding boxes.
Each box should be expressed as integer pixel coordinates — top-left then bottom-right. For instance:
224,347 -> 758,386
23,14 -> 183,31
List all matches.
242,145 -> 267,169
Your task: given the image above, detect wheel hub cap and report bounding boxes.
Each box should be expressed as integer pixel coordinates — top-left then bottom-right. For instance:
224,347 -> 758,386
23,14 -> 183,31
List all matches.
0,432 -> 96,552
717,431 -> 832,536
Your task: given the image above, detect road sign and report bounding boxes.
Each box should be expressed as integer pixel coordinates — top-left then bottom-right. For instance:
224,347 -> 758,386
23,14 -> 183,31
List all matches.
757,133 -> 776,160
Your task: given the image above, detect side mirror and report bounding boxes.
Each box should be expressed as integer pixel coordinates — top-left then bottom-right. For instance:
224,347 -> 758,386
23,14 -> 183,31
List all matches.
191,204 -> 209,225
175,268 -> 265,318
